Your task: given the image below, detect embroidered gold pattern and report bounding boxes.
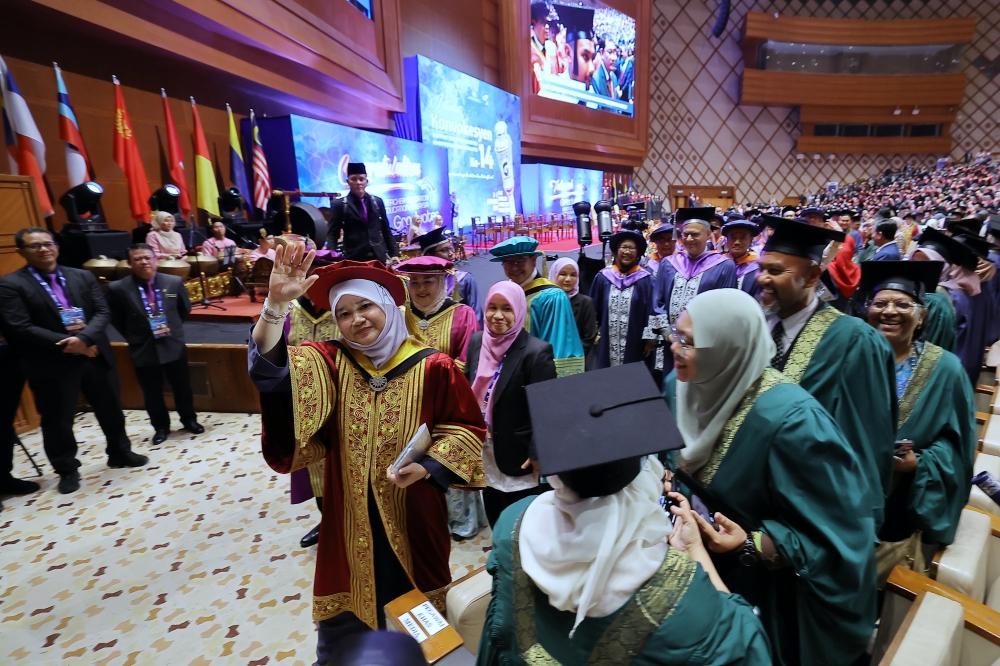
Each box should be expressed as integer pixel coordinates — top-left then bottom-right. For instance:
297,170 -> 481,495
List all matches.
587,549 -> 697,663
553,356 -> 585,377
697,368 -> 789,485
288,345 -> 336,473
312,592 -> 352,621
307,460 -> 325,498
898,343 -> 943,428
406,303 -> 458,356
288,300 -> 340,346
430,423 -> 486,487
782,306 -> 841,384
524,644 -> 563,665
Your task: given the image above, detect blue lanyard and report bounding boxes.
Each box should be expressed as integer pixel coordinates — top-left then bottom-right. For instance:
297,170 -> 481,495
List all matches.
481,361 -> 504,414
137,278 -> 165,316
27,266 -> 70,311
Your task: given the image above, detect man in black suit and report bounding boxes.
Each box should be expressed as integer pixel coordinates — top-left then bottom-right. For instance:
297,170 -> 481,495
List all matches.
0,228 -> 147,495
107,244 -> 204,446
324,162 -> 400,265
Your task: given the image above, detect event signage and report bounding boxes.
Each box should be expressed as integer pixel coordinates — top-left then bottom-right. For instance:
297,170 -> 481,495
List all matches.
403,55 -> 522,231
521,163 -> 604,216
289,115 -> 449,234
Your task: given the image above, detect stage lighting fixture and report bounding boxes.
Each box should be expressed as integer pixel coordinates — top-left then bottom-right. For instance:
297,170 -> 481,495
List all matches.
594,200 -> 614,241
59,181 -> 108,231
573,201 -> 592,246
149,184 -> 182,215
220,187 -> 243,214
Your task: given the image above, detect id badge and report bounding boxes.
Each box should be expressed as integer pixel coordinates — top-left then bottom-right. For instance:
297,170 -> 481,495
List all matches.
61,307 -> 86,332
149,314 -> 171,339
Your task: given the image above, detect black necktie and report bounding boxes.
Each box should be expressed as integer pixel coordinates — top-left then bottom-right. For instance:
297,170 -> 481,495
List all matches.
771,320 -> 785,368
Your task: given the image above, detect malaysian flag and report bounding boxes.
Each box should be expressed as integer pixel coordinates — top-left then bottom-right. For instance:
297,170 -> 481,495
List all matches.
250,109 -> 270,212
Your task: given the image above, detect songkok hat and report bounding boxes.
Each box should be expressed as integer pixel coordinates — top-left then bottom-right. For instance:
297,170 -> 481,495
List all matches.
761,215 -> 844,263
918,227 -> 979,271
346,162 -> 367,176
525,363 -> 684,498
609,229 -> 647,256
489,235 -> 543,262
415,227 -> 450,254
393,255 -> 453,274
306,259 -> 406,311
860,260 -> 942,305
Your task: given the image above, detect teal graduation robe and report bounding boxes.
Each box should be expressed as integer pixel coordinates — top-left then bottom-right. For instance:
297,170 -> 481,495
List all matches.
476,497 -> 773,666
774,303 -> 897,531
920,286 -> 957,353
523,277 -> 585,377
881,343 -> 976,545
664,369 -> 878,666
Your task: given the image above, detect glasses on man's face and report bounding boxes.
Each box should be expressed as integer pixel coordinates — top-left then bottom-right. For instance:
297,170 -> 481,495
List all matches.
681,231 -> 702,240
667,324 -> 693,355
22,242 -> 58,252
869,299 -> 920,314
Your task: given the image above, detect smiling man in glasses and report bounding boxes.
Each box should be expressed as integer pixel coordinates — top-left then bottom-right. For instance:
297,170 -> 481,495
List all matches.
0,228 -> 147,496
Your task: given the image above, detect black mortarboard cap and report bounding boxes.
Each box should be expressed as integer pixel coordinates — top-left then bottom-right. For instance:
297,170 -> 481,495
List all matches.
675,207 -> 715,226
988,215 -> 1000,239
860,260 -> 942,304
525,364 -> 683,498
346,162 -> 367,176
780,205 -> 798,216
416,226 -> 448,253
948,217 -> 983,237
609,229 -> 647,256
955,233 -> 991,260
761,215 -> 844,262
917,227 -> 979,271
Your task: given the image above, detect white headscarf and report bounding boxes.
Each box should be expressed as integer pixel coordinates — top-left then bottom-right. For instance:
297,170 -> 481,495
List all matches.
409,274 -> 448,317
518,456 -> 669,636
676,289 -> 775,472
329,278 -> 409,369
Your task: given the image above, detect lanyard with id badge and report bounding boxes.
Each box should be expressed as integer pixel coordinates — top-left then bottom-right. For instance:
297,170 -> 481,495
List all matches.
28,267 -> 87,333
138,281 -> 171,338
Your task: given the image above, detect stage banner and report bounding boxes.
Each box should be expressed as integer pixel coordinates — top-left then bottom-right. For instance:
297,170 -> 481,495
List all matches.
521,163 -> 604,216
401,55 -> 521,232
290,115 -> 450,234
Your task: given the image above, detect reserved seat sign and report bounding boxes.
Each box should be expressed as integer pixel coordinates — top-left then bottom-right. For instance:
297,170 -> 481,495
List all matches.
385,588 -> 464,663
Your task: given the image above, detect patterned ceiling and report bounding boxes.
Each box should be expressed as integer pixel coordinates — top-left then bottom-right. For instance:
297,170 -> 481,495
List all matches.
635,0 -> 1000,204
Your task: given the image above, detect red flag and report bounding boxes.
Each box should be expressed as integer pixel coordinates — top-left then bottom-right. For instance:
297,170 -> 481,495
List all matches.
112,77 -> 150,222
161,89 -> 191,217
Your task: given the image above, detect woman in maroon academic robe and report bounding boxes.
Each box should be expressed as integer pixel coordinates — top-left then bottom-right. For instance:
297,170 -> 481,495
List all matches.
248,245 -> 485,663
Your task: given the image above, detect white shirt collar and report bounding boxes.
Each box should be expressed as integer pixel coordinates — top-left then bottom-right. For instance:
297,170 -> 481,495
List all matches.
767,293 -> 819,351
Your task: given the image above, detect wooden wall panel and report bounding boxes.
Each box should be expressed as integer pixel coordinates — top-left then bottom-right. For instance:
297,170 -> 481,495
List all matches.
743,12 -> 976,48
741,69 -> 968,107
800,105 -> 957,125
0,176 -> 45,276
399,0 -> 496,86
796,135 -> 953,155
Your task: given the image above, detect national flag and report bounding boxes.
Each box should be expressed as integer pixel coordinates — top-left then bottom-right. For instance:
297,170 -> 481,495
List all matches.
191,97 -> 219,216
226,104 -> 249,208
54,63 -> 92,189
112,76 -> 151,222
250,109 -> 271,211
1,54 -> 53,215
161,89 -> 191,217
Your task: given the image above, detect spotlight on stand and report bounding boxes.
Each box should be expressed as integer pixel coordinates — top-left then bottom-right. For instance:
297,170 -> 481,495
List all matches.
148,184 -> 185,226
594,200 -> 614,241
573,201 -> 592,246
219,187 -> 247,223
59,181 -> 108,232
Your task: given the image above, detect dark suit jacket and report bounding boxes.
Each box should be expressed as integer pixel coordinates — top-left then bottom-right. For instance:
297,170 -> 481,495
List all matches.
0,265 -> 116,378
464,329 -> 556,477
325,192 -> 399,262
107,273 -> 190,367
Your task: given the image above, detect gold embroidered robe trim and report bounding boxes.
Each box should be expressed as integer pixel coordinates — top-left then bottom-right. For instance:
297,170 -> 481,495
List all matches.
287,345 -> 336,473
430,423 -> 487,488
288,300 -> 340,346
898,343 -> 944,428
782,306 -> 842,384
406,302 -> 458,357
522,278 -> 559,334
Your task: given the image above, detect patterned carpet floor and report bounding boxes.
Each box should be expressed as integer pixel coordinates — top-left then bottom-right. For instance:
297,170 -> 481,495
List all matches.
0,411 -> 492,665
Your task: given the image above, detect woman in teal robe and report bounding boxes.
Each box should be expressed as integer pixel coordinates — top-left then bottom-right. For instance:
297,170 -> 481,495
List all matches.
663,289 -> 877,666
920,286 -> 957,352
860,261 -> 976,582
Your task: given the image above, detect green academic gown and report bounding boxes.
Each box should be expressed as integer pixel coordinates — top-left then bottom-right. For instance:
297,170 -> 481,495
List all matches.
664,369 -> 878,666
523,277 -> 586,377
776,303 -> 897,531
881,343 -> 976,546
476,496 -> 773,666
920,287 -> 958,353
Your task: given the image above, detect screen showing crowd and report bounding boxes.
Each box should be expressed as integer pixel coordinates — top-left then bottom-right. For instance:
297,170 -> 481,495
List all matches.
529,0 -> 636,117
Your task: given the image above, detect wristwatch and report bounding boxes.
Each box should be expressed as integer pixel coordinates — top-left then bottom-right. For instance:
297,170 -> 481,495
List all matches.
738,531 -> 762,567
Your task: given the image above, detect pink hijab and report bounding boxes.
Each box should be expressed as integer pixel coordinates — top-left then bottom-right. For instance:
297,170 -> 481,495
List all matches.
472,282 -> 527,423
914,247 -> 982,296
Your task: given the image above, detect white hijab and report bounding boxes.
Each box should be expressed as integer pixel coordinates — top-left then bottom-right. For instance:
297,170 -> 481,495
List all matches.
410,274 -> 448,317
518,456 -> 669,636
676,289 -> 775,472
329,279 -> 409,369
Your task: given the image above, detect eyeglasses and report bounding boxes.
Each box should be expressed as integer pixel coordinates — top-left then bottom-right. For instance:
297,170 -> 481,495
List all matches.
680,231 -> 703,239
667,324 -> 693,355
22,242 -> 58,251
869,299 -> 921,313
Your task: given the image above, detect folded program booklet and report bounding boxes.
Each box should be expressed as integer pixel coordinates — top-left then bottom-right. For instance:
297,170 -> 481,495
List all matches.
390,424 -> 432,475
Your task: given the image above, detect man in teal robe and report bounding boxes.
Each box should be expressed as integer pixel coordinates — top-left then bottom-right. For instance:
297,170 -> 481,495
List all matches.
489,236 -> 585,376
663,368 -> 878,666
758,216 -> 897,530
